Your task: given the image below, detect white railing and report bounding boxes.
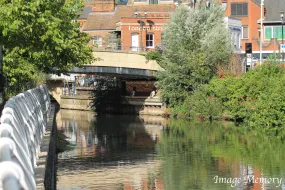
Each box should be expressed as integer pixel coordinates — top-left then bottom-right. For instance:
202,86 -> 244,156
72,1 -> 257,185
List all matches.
0,85 -> 51,190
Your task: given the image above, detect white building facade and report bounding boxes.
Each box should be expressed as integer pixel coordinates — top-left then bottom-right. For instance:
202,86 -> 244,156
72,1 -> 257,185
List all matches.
224,17 -> 242,54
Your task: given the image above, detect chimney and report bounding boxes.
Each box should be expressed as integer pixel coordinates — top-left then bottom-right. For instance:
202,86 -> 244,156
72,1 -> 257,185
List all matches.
93,0 -> 115,12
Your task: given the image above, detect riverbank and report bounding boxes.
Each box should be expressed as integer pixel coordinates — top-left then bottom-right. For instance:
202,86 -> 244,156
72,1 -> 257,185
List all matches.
165,62 -> 285,128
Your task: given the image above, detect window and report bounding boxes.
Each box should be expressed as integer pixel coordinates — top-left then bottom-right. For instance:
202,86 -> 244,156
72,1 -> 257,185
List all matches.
93,36 -> 102,47
146,33 -> 154,48
149,0 -> 158,4
265,26 -> 285,40
85,0 -> 92,2
242,26 -> 248,39
265,26 -> 273,40
231,3 -> 248,16
273,26 -> 285,40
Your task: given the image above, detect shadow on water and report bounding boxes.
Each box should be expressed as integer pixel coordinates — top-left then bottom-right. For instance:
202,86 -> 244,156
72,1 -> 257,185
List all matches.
91,77 -> 124,114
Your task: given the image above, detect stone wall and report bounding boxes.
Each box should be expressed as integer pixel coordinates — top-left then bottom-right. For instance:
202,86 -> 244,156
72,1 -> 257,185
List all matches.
60,95 -> 93,111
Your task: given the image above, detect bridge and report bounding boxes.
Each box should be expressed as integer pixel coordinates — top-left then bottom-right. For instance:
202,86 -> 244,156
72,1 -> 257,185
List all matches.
47,50 -> 165,112
71,51 -> 163,79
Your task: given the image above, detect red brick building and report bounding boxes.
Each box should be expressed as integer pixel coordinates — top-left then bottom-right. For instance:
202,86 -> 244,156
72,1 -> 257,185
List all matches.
219,0 -> 262,58
120,13 -> 170,51
81,0 -> 175,51
81,0 -> 285,59
83,0 -> 115,12
220,0 -> 285,60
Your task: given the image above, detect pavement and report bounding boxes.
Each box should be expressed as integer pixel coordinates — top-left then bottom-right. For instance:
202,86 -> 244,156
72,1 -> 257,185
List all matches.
35,104 -> 57,189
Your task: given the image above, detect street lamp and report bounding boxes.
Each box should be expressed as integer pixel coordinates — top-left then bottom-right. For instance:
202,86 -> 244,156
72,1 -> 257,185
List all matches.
260,0 -> 264,64
280,10 -> 284,63
134,10 -> 147,52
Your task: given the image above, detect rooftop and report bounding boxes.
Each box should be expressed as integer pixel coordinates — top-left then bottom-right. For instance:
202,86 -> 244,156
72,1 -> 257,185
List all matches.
264,0 -> 285,22
83,4 -> 175,31
78,6 -> 93,19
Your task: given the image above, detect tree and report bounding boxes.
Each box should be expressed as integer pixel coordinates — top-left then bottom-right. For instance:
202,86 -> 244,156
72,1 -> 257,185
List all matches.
156,3 -> 233,106
0,0 -> 95,94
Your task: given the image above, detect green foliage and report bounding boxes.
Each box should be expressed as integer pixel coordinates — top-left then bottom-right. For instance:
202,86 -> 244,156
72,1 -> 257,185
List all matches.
0,0 -> 95,94
172,87 -> 223,121
145,51 -> 162,63
180,58 -> 285,127
104,32 -> 121,49
156,3 -> 232,106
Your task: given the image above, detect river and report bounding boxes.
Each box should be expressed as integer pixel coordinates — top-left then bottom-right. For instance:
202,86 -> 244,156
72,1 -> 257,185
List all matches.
56,110 -> 285,190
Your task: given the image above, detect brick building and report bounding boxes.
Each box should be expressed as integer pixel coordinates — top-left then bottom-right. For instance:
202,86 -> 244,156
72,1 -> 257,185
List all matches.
82,2 -> 175,51
120,12 -> 171,51
81,0 -> 285,59
219,0 -> 285,60
83,0 -> 115,12
261,0 -> 285,59
219,0 -> 262,58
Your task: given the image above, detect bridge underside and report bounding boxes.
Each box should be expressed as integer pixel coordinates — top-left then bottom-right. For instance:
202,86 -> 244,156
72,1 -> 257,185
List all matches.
71,66 -> 157,80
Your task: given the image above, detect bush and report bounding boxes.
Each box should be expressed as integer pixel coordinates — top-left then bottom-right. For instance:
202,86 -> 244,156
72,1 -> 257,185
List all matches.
173,60 -> 285,127
172,86 -> 223,121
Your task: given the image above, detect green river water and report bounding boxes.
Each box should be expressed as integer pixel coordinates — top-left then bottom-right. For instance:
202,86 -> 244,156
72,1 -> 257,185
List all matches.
56,109 -> 285,190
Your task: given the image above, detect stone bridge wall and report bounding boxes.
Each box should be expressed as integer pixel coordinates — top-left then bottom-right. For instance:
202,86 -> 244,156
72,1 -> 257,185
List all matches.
92,51 -> 163,71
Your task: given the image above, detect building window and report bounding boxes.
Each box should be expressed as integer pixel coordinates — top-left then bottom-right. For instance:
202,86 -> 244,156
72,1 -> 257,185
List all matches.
93,36 -> 102,47
231,3 -> 248,16
242,26 -> 248,39
85,0 -> 92,2
149,0 -> 158,4
273,26 -> 285,40
265,26 -> 273,40
264,26 -> 285,40
146,33 -> 154,48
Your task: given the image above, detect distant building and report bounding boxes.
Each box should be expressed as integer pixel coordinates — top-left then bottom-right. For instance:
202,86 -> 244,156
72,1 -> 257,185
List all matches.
81,0 -> 285,58
259,0 -> 285,58
120,12 -> 171,51
83,0 -> 115,12
82,1 -> 175,51
219,0 -> 262,58
130,0 -> 174,5
224,17 -> 242,53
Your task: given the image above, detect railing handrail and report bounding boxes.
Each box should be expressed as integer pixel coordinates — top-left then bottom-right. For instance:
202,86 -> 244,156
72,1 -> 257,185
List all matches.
0,85 -> 51,190
93,45 -> 157,54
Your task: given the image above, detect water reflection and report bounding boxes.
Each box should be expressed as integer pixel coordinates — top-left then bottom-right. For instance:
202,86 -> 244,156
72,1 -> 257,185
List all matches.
158,120 -> 285,190
57,110 -> 165,190
57,110 -> 285,190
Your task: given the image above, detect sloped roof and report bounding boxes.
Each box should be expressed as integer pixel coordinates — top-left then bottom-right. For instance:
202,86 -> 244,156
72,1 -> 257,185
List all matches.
252,0 -> 261,6
83,4 -> 175,31
264,0 -> 285,22
78,6 -> 93,19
